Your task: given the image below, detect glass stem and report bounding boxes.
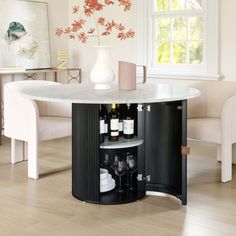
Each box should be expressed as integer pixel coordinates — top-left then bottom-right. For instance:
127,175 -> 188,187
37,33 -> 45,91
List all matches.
126,171 -> 129,186
119,176 -> 122,191
130,173 -> 133,189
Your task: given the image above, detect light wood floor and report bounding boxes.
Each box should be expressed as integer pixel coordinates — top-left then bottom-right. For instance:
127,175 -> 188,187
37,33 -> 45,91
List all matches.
1,137 -> 236,236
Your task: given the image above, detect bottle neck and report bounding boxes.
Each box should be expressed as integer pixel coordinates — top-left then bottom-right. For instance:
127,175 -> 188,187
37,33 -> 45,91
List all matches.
111,103 -> 116,110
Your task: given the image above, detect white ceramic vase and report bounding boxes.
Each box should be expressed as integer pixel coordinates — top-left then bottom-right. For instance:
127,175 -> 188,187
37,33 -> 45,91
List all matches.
90,45 -> 115,90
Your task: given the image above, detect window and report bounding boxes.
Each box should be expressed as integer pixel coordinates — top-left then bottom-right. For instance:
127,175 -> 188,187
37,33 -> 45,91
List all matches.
136,0 -> 220,80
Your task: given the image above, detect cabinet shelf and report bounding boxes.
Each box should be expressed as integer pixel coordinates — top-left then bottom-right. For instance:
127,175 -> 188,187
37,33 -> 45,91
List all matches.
100,136 -> 143,149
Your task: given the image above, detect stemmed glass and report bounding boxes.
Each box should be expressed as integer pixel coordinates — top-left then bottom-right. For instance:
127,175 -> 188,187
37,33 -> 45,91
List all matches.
101,154 -> 110,169
112,155 -> 119,170
126,152 -> 132,186
127,155 -> 137,190
115,160 -> 126,192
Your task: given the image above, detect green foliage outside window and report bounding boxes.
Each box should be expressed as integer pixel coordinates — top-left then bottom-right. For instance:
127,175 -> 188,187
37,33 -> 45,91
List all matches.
158,43 -> 170,63
155,0 -> 203,65
157,0 -> 169,11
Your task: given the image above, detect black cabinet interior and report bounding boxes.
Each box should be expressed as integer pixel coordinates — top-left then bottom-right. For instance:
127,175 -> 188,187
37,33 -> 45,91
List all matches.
99,147 -> 145,204
72,101 -> 187,205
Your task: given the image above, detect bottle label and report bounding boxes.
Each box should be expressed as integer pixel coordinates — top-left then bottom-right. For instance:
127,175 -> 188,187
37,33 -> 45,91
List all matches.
104,123 -> 108,134
110,119 -> 119,130
123,120 -> 134,135
100,120 -> 105,134
111,131 -> 119,137
119,121 -> 123,132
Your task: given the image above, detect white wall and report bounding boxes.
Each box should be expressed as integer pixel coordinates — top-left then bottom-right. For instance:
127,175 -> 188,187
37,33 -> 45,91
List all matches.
220,0 -> 236,81
47,0 -> 69,67
44,0 -> 69,83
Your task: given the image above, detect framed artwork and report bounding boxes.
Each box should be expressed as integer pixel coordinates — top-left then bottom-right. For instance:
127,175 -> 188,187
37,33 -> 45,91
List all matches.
0,0 -> 51,70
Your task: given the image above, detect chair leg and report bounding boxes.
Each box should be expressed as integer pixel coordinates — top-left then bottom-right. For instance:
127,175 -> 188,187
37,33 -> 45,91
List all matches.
232,144 -> 236,164
217,145 -> 221,162
27,140 -> 39,180
24,142 -> 28,161
221,142 -> 232,182
11,139 -> 24,164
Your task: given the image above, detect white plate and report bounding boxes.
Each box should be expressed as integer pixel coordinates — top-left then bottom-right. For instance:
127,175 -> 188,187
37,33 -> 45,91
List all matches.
100,174 -> 112,185
100,179 -> 115,193
100,168 -> 108,179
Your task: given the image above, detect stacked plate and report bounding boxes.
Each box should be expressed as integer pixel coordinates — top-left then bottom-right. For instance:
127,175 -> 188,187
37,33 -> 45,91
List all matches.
100,168 -> 115,193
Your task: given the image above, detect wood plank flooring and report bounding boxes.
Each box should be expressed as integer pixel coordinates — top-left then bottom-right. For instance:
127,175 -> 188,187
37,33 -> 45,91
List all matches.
0,137 -> 236,236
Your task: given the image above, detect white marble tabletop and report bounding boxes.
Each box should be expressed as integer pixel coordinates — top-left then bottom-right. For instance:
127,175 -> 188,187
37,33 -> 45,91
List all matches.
21,83 -> 200,104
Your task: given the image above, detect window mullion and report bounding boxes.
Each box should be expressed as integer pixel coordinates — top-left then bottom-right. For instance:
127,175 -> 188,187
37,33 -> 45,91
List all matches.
170,16 -> 173,64
153,18 -> 157,67
187,16 -> 190,64
152,10 -> 204,17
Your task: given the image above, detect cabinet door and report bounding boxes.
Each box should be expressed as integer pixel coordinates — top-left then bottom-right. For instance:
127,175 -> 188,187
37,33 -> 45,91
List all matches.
145,101 -> 187,205
136,104 -> 146,194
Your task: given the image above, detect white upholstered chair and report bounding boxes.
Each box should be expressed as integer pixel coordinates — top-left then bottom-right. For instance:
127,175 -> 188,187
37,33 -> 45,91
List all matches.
4,80 -> 71,180
188,81 -> 236,182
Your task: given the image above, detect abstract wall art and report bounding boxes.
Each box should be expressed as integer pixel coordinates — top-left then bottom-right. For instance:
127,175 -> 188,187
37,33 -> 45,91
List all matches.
0,0 -> 51,69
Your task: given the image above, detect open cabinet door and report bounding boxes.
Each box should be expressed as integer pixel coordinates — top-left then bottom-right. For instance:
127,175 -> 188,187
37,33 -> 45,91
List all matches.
136,104 -> 146,197
145,101 -> 187,205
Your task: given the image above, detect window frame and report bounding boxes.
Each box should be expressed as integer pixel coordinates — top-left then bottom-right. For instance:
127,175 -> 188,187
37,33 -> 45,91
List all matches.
136,0 -> 221,80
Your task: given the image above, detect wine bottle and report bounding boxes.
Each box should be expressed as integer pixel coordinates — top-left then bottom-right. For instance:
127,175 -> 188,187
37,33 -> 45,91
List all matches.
123,103 -> 134,139
101,105 -> 108,136
99,105 -> 105,143
117,104 -> 123,136
108,103 -> 119,142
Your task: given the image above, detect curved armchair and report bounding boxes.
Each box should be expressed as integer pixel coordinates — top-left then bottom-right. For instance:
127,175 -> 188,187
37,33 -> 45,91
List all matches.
4,80 -> 71,179
188,81 -> 236,182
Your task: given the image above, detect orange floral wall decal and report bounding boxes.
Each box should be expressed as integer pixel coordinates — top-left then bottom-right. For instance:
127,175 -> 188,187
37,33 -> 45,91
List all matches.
55,0 -> 135,45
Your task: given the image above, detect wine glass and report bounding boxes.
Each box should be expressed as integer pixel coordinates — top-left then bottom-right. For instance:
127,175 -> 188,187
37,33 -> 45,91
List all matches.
101,154 -> 110,169
115,160 -> 126,192
112,155 -> 119,170
125,152 -> 132,186
127,156 -> 137,190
